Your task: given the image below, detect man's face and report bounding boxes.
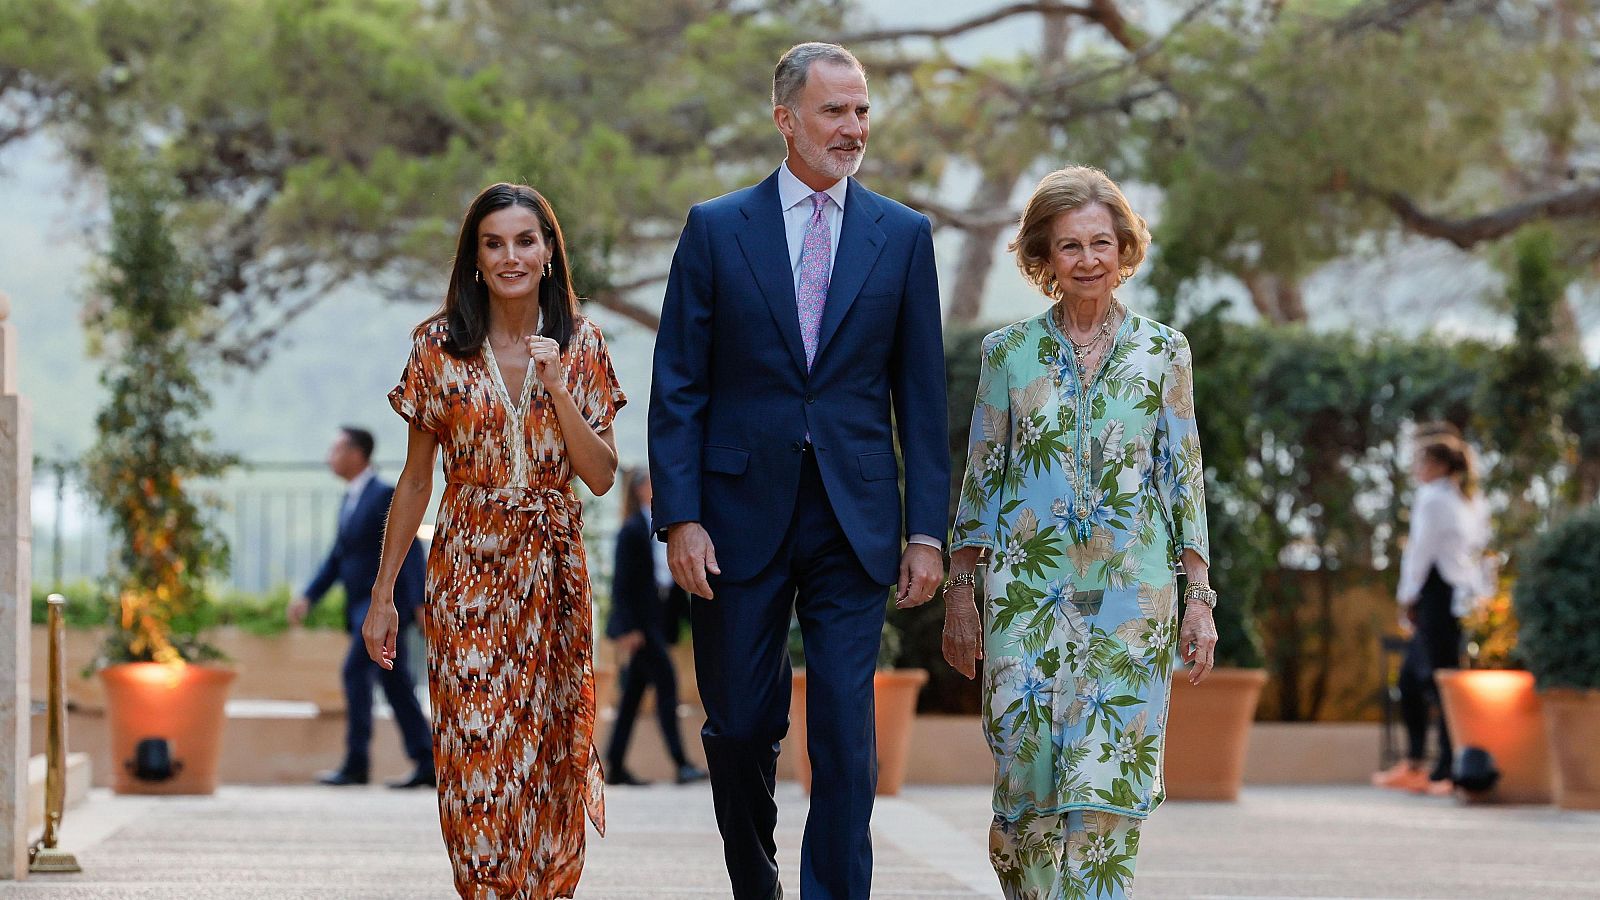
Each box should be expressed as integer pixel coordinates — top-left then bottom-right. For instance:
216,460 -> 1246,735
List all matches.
326,433 -> 364,480
777,60 -> 870,183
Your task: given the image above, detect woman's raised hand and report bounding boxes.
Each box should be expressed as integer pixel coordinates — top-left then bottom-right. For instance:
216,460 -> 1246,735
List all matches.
526,335 -> 566,392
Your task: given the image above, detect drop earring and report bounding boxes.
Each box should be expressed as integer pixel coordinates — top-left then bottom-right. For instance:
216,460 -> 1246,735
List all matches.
474,269 -> 482,284
543,260 -> 552,278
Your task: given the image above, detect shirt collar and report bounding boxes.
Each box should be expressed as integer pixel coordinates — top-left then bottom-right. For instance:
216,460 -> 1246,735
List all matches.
346,467 -> 375,499
778,160 -> 848,214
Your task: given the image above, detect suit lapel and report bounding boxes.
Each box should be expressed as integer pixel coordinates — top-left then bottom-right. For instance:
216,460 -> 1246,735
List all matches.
815,179 -> 886,362
735,172 -> 808,374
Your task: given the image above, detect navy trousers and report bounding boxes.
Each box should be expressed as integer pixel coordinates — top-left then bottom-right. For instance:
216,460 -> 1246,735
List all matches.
607,639 -> 691,770
342,605 -> 432,774
693,450 -> 887,900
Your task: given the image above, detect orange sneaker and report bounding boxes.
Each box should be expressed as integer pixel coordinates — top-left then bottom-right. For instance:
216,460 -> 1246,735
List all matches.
1424,778 -> 1456,797
1371,762 -> 1430,791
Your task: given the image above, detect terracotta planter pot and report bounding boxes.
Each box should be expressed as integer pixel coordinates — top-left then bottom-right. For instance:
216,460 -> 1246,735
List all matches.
1435,670 -> 1551,803
100,663 -> 236,795
1163,667 -> 1267,801
790,668 -> 929,796
1542,688 -> 1600,810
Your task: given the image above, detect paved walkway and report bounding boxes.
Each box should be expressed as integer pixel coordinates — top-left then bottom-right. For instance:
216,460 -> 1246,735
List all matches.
4,783 -> 1599,898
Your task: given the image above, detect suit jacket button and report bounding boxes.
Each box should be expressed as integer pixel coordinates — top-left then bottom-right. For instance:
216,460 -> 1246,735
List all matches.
791,441 -> 803,452
805,393 -> 815,403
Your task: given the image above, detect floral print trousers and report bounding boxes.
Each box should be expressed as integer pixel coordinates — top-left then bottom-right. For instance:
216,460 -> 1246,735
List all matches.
990,808 -> 1142,899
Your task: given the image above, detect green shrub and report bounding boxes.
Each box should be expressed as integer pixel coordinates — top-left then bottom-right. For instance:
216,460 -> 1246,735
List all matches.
32,582 -> 348,635
1512,507 -> 1600,691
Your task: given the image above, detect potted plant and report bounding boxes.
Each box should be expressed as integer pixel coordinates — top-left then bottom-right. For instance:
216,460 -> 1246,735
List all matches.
81,169 -> 238,796
1434,575 -> 1552,803
1513,507 -> 1600,810
789,612 -> 928,796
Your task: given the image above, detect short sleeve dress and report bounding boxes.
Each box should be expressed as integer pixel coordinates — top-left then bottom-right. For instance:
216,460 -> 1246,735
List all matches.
389,315 -> 625,900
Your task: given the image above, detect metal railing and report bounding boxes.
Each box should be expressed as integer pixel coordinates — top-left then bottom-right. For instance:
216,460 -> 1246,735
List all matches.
31,459 -> 620,598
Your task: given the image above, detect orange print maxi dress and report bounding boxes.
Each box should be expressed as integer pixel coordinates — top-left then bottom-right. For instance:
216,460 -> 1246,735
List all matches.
389,316 -> 622,899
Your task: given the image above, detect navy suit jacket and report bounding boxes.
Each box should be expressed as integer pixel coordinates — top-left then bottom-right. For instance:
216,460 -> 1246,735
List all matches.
606,510 -> 687,646
648,169 -> 950,586
304,477 -> 427,633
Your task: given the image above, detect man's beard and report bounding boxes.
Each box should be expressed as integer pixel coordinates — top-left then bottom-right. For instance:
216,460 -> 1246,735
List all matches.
795,127 -> 864,181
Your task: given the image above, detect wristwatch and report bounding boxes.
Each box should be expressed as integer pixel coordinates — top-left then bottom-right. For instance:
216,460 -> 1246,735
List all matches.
1183,583 -> 1219,609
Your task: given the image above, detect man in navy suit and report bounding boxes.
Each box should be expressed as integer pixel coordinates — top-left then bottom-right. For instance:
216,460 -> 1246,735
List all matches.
649,42 -> 950,900
288,427 -> 433,789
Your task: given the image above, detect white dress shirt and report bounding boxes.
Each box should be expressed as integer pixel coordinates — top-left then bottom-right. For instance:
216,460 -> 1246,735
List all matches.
1397,478 -> 1490,617
778,160 -> 847,294
775,161 -> 941,552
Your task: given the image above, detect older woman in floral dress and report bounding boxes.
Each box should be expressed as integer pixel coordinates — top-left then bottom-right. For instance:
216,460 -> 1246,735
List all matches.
943,166 -> 1219,900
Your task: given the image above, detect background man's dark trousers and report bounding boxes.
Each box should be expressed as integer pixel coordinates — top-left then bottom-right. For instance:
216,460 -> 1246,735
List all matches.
606,641 -> 691,774
342,601 -> 432,781
303,474 -> 433,785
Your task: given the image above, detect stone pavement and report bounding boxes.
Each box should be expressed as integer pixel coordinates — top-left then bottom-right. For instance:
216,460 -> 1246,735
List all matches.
2,782 -> 1598,899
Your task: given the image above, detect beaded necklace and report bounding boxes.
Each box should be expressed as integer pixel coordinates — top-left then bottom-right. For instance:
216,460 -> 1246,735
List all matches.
1049,302 -> 1126,542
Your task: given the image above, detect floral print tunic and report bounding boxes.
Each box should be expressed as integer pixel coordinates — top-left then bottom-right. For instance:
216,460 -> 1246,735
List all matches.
389,316 -> 624,899
952,309 -> 1209,823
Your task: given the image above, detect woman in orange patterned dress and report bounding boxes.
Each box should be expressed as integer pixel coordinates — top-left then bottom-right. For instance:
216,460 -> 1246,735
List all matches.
364,183 -> 623,899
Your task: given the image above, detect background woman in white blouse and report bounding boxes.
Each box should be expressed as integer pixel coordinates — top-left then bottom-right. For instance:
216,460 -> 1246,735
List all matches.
1374,435 -> 1489,794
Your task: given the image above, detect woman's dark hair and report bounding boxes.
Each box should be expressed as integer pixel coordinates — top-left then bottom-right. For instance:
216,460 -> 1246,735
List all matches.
1421,436 -> 1479,498
620,468 -> 650,521
419,183 -> 579,355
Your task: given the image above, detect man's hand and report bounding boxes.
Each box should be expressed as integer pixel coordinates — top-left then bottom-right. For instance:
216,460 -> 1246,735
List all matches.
667,522 -> 720,600
896,543 -> 944,609
616,631 -> 645,658
287,595 -> 310,627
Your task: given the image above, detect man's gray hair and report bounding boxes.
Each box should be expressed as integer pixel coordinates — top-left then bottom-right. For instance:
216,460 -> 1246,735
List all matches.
772,42 -> 865,109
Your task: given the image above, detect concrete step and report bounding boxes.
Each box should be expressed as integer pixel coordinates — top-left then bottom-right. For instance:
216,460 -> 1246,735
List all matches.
27,751 -> 91,836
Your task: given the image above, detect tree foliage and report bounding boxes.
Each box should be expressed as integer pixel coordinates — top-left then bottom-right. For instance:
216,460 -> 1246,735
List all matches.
81,166 -> 235,666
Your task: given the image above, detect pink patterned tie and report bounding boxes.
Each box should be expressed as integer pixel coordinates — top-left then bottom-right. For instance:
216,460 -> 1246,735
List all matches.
796,191 -> 832,368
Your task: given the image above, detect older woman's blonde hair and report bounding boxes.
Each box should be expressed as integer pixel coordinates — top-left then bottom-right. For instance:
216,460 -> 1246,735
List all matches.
1008,166 -> 1151,298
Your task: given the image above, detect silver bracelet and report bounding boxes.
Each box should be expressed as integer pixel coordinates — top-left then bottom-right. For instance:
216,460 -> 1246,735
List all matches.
945,571 -> 977,590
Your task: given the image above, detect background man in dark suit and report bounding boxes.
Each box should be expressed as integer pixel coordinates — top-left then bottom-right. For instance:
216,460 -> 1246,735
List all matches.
288,426 -> 433,789
603,468 -> 708,787
648,42 -> 950,900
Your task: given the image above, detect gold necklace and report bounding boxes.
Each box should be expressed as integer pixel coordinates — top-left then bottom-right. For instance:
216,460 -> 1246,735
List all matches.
1057,301 -> 1120,363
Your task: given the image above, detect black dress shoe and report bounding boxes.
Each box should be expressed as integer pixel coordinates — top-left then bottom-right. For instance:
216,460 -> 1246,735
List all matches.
675,764 -> 708,785
386,766 -> 436,789
605,768 -> 650,787
316,768 -> 368,786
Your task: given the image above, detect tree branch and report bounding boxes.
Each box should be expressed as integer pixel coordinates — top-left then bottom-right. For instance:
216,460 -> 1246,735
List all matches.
838,3 -> 1095,44
1374,182 -> 1600,249
586,286 -> 661,331
904,197 -> 1019,232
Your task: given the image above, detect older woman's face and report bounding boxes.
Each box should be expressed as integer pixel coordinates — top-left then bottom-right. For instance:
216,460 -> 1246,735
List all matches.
477,205 -> 550,303
1046,203 -> 1120,306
